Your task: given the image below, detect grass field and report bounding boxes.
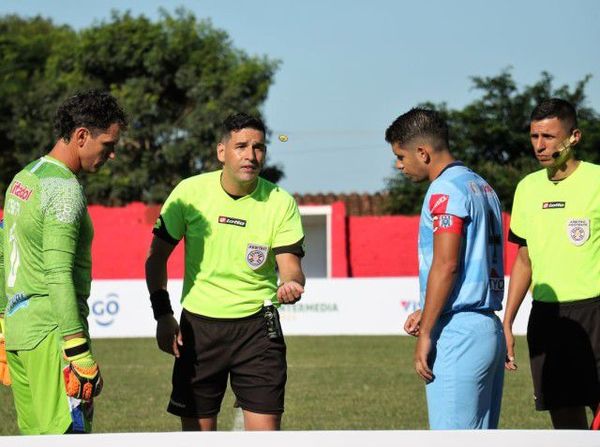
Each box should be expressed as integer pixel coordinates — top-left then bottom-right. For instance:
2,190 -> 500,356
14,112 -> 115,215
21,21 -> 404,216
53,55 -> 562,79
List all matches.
0,335 -> 553,434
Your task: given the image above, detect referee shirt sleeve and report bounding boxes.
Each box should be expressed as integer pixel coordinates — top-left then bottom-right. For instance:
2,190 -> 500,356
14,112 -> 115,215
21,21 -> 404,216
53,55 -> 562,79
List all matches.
508,229 -> 527,246
152,182 -> 186,245
272,195 -> 305,257
509,180 -> 527,243
273,237 -> 305,258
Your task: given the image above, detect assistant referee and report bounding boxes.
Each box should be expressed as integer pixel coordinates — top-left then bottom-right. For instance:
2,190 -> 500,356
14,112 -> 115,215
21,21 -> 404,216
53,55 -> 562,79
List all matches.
145,113 -> 306,431
503,98 -> 600,429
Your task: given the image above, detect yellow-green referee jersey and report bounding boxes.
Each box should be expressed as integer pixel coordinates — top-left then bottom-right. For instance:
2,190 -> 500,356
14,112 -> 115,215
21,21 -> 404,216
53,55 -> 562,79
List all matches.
154,170 -> 304,318
509,161 -> 600,302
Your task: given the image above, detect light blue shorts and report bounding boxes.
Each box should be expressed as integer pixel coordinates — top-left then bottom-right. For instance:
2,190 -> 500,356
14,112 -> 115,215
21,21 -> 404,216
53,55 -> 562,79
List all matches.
425,311 -> 506,429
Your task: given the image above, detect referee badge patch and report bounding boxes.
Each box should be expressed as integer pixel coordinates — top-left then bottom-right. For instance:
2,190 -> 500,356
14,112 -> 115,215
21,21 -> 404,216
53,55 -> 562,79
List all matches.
246,243 -> 269,270
566,218 -> 590,246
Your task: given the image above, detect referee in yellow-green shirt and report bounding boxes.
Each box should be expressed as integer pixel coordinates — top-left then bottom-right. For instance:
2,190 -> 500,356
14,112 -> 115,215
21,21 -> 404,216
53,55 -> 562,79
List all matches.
503,98 -> 600,429
145,113 -> 306,431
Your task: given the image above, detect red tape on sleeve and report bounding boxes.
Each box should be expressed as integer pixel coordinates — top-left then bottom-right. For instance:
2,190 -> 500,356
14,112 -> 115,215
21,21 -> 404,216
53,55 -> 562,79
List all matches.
433,214 -> 464,235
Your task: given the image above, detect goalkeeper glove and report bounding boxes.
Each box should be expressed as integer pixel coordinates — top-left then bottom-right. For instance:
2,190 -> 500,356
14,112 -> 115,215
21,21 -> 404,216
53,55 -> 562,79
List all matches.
0,317 -> 10,386
63,337 -> 103,401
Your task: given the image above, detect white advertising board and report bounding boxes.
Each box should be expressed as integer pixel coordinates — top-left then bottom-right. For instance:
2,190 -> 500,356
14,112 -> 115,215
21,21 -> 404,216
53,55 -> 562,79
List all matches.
88,278 -> 531,338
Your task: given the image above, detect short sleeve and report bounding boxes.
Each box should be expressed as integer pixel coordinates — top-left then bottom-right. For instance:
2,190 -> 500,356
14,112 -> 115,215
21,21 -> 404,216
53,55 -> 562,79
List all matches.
272,196 -> 304,250
154,182 -> 187,243
427,182 -> 469,219
509,180 -> 527,241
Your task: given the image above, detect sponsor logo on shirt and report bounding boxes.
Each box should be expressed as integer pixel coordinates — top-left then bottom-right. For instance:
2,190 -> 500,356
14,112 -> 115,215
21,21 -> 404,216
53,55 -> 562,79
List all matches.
218,215 -> 247,227
10,181 -> 33,201
542,201 -> 565,209
429,194 -> 449,214
489,268 -> 504,292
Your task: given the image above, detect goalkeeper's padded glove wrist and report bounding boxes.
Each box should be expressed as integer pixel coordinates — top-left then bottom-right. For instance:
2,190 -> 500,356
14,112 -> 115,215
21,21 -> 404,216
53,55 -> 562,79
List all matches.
150,289 -> 174,320
0,317 -> 11,386
63,337 -> 103,401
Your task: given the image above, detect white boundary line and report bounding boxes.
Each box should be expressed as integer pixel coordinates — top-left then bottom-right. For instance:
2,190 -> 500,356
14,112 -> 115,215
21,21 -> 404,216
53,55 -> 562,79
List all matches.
0,430 -> 597,447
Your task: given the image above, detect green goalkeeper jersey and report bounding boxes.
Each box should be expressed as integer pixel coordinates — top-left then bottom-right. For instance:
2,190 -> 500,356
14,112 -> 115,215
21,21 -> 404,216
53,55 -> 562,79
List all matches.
0,223 -> 5,313
3,156 -> 93,350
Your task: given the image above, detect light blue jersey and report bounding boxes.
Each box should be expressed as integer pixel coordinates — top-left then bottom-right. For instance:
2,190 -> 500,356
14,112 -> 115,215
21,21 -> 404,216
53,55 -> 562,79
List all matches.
418,161 -> 506,429
418,162 -> 504,313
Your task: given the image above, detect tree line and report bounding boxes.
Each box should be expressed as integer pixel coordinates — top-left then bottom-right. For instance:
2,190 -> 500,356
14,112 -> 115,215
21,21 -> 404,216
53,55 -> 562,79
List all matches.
386,70 -> 600,214
1,11 -> 598,212
0,9 -> 280,206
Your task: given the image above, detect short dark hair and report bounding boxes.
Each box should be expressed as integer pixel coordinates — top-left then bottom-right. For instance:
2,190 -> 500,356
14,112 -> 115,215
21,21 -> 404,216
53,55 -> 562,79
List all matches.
221,113 -> 266,140
54,89 -> 128,142
530,98 -> 577,131
385,108 -> 449,151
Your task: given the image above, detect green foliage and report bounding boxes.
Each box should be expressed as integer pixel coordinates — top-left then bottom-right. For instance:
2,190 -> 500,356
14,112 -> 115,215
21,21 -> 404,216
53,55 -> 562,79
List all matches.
0,9 -> 281,205
386,69 -> 600,214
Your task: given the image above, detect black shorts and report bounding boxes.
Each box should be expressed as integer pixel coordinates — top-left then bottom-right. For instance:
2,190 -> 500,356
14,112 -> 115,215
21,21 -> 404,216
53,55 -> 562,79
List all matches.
167,308 -> 287,418
527,296 -> 600,411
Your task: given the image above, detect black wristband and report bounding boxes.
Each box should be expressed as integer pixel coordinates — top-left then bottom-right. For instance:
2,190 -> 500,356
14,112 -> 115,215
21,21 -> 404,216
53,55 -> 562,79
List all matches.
64,341 -> 90,358
150,289 -> 174,320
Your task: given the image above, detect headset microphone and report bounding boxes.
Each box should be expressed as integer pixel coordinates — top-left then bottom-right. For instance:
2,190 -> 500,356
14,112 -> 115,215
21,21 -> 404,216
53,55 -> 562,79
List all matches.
551,135 -> 576,160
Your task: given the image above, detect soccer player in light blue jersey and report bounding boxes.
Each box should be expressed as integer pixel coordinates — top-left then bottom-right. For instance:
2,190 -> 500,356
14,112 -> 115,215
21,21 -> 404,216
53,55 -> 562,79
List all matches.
385,108 -> 506,429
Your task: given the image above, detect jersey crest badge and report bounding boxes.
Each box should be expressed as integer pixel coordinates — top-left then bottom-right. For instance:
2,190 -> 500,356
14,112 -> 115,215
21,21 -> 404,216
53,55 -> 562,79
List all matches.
439,215 -> 453,228
566,218 -> 590,246
246,243 -> 268,270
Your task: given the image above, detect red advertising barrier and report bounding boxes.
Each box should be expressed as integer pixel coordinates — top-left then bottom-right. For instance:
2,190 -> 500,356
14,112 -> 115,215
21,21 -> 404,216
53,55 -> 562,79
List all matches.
1,202 -> 518,279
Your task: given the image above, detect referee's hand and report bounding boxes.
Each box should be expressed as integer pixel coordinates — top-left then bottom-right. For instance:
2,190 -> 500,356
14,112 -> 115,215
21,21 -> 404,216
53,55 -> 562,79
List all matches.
156,314 -> 182,358
277,281 -> 304,304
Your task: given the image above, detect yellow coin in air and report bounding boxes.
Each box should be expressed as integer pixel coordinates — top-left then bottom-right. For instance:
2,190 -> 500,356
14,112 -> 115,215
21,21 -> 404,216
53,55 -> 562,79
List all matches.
278,134 -> 288,142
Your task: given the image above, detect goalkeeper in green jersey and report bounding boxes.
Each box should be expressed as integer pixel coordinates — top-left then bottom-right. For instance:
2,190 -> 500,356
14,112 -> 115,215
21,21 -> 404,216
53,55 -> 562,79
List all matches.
2,90 -> 127,434
0,221 -> 10,387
